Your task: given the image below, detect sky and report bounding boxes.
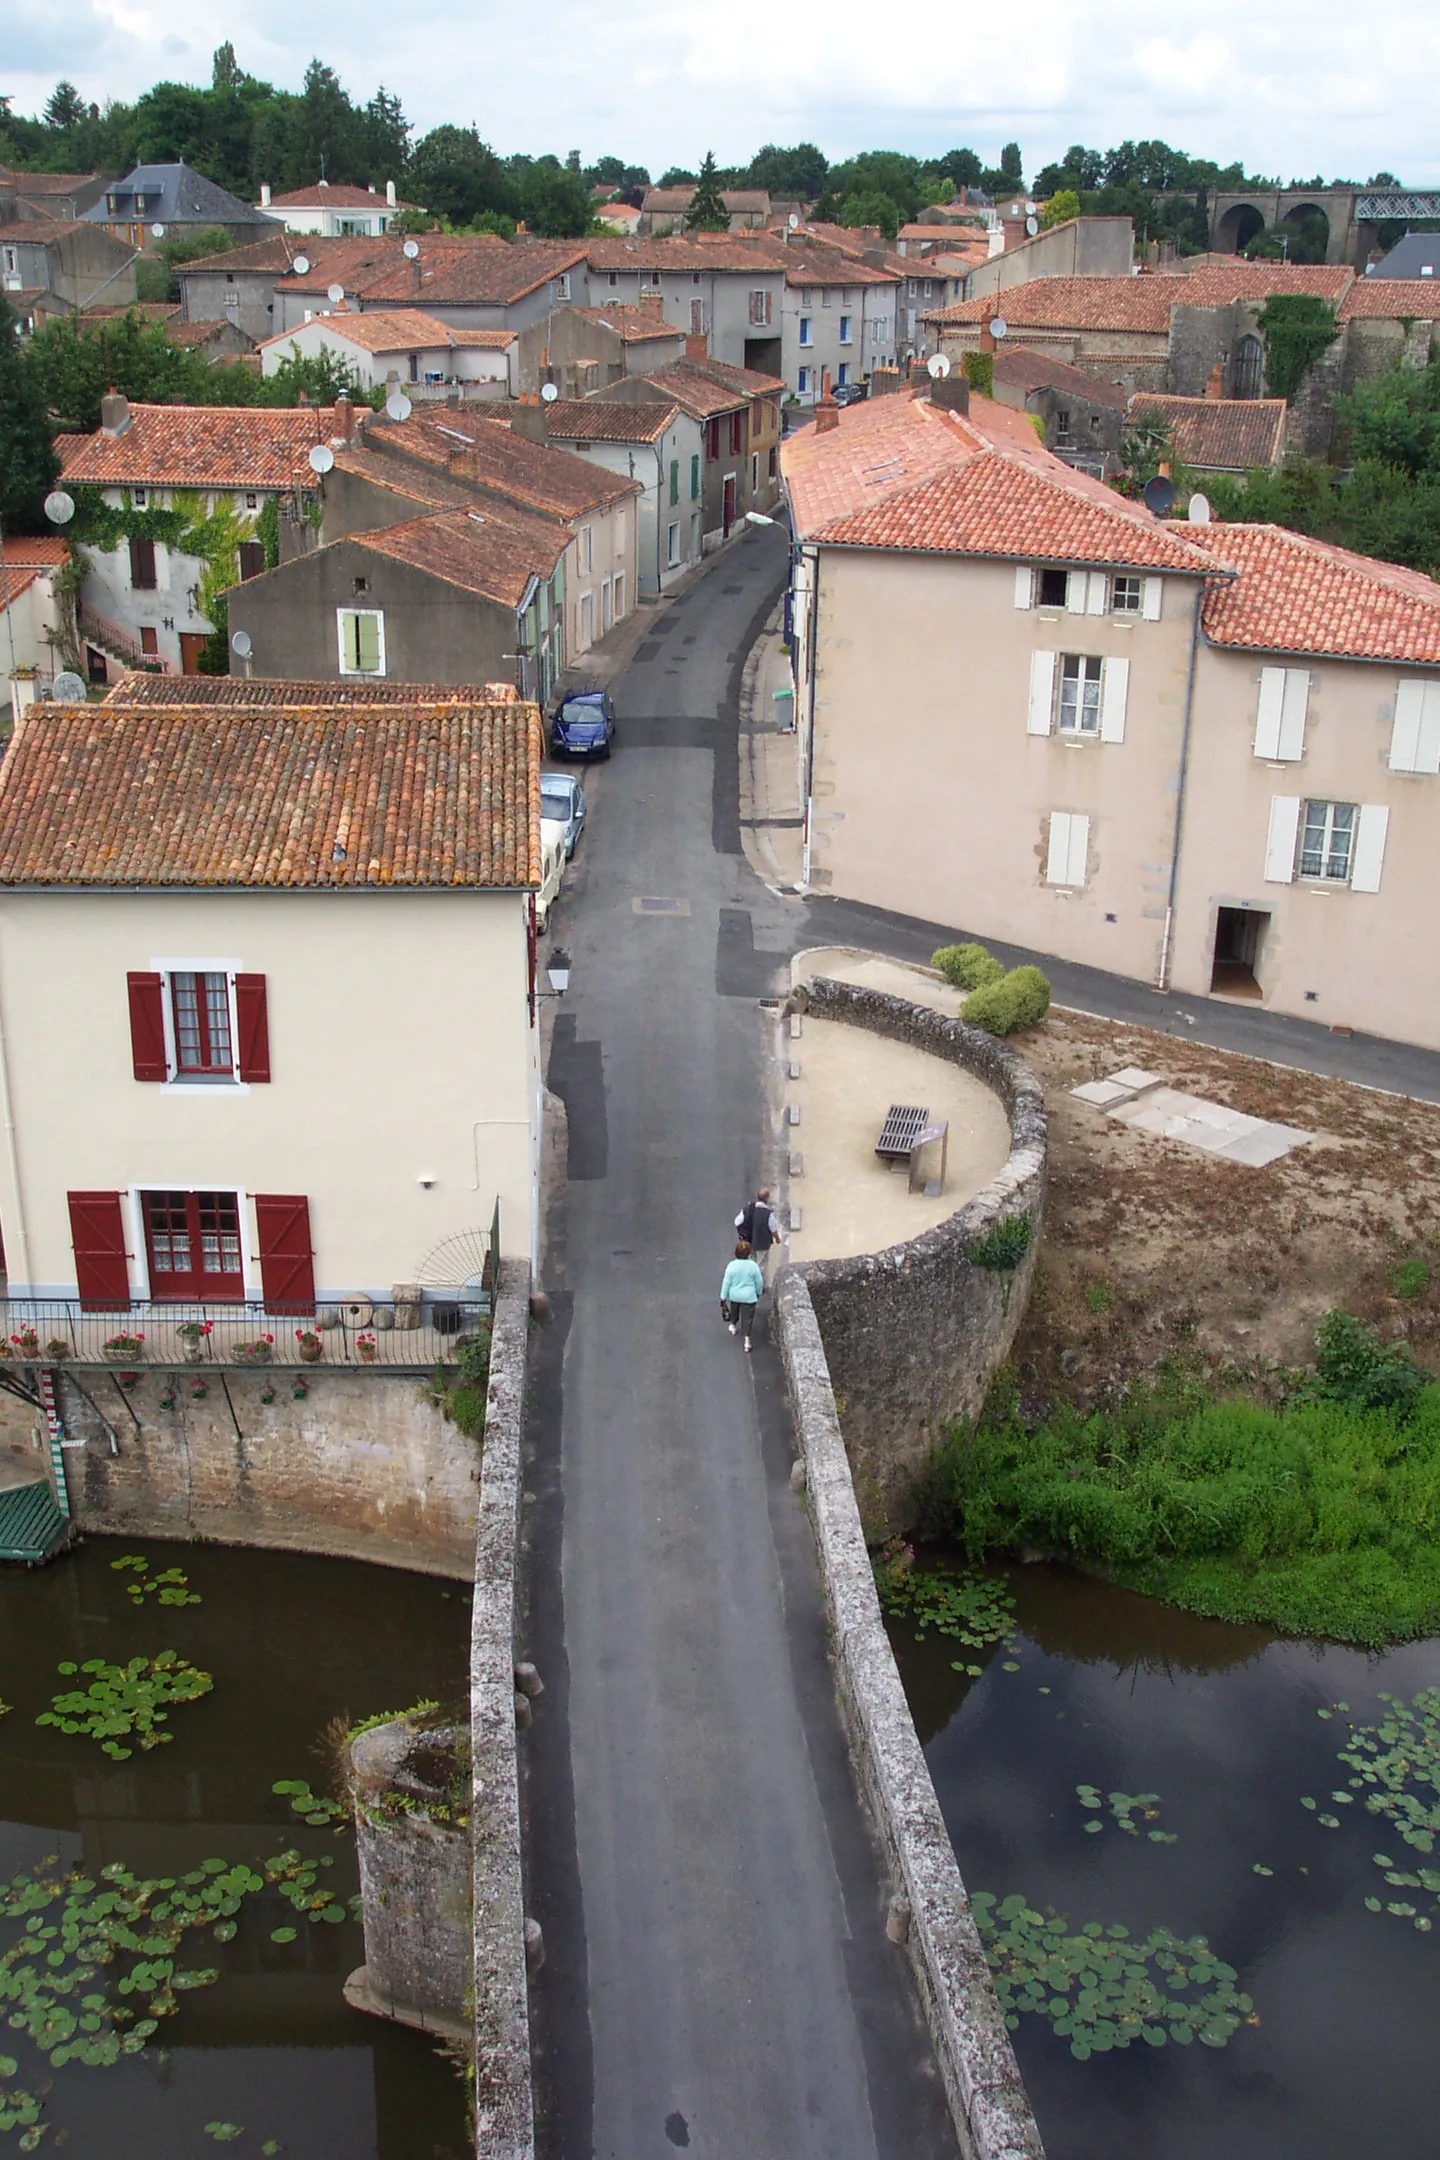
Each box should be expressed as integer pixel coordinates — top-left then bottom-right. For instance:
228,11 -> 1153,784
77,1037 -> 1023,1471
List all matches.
6,0 -> 1440,188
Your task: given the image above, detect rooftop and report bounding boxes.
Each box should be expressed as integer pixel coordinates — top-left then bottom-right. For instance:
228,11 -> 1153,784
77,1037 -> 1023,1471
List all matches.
991,346 -> 1129,409
0,700 -> 542,890
83,161 -> 275,229
370,409 -> 640,520
542,399 -> 678,443
567,303 -> 684,342
1339,278 -> 1440,322
1200,522 -> 1440,664
0,535 -> 67,608
641,187 -> 770,215
104,676 -> 518,706
58,402 -> 346,490
348,506 -> 569,609
927,263 -> 1354,333
259,308 -> 516,353
264,181 -> 421,211
1129,393 -> 1287,472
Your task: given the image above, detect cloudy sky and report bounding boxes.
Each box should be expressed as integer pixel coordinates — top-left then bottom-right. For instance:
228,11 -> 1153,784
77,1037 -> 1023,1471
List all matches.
6,0 -> 1440,187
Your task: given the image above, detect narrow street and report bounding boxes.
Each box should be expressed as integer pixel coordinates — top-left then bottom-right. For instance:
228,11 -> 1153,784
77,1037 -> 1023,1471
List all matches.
523,528 -> 957,2160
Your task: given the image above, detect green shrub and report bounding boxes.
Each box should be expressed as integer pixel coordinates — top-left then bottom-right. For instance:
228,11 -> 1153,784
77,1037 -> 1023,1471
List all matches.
961,350 -> 994,399
1308,1308 -> 1425,1420
931,941 -> 1004,990
963,964 -> 1052,1036
1392,1259 -> 1431,1301
969,1216 -> 1032,1270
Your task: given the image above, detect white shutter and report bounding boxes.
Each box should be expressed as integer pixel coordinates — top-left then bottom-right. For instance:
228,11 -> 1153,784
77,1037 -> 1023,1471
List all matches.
1421,685 -> 1440,774
1254,667 -> 1285,759
1263,795 -> 1301,883
1066,571 -> 1087,614
1086,572 -> 1107,616
1013,565 -> 1033,610
1390,681 -> 1425,771
1141,577 -> 1163,621
1027,650 -> 1056,736
1045,811 -> 1073,884
1066,813 -> 1090,886
1276,669 -> 1309,761
1351,803 -> 1389,892
1099,655 -> 1129,743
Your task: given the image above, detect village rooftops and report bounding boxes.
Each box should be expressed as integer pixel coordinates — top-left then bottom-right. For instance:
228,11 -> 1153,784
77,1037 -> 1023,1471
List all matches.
1129,393 -> 1287,473
257,309 -> 517,353
368,409 -> 640,521
345,506 -> 569,610
1199,522 -> 1440,665
991,347 -> 1129,409
283,235 -> 584,308
104,676 -> 519,705
0,535 -> 67,606
0,698 -> 542,890
566,304 -> 685,342
926,263 -> 1354,332
84,162 -> 276,229
1338,278 -> 1440,321
57,401 -> 347,491
542,400 -> 679,444
263,181 -> 422,211
641,187 -> 771,216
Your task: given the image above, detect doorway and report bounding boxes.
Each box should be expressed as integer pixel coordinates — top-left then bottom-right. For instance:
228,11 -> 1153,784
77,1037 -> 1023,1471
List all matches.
1210,906 -> 1268,998
722,473 -> 737,537
179,632 -> 208,675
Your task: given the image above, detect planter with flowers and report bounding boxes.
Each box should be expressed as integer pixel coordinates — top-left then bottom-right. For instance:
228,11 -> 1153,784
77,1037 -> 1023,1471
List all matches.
176,1319 -> 213,1364
9,1329 -> 40,1361
44,1338 -> 71,1363
103,1333 -> 145,1364
295,1329 -> 323,1365
355,1332 -> 378,1364
234,1335 -> 275,1366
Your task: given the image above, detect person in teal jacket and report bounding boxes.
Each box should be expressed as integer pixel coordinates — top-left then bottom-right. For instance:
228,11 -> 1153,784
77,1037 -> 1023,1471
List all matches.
720,1240 -> 765,1351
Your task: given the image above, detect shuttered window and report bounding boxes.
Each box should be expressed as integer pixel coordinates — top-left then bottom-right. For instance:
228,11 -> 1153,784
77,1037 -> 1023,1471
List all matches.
127,972 -> 167,1081
254,1194 -> 316,1314
143,1191 -> 244,1300
690,453 -> 700,500
337,608 -> 385,676
129,536 -> 156,590
669,460 -> 679,506
1389,680 -> 1440,774
68,1191 -> 131,1309
171,971 -> 233,1074
1013,566 -> 1033,610
1027,651 -> 1057,734
1253,668 -> 1310,761
1045,811 -> 1090,886
1264,795 -> 1301,883
235,974 -> 270,1082
237,541 -> 265,580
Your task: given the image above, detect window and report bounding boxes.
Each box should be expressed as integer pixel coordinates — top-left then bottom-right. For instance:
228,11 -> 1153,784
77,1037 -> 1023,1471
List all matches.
729,412 -> 743,455
559,272 -> 571,299
797,367 -> 810,395
1037,568 -> 1068,609
1298,799 -> 1355,882
244,491 -> 258,510
923,280 -> 934,299
690,452 -> 700,499
705,416 -> 720,460
143,1190 -> 245,1300
337,608 -> 385,676
408,352 -> 419,382
170,971 -> 233,1075
1253,667 -> 1310,761
1045,811 -> 1090,887
140,626 -> 158,656
839,314 -> 852,344
802,288 -> 812,307
669,459 -> 679,506
608,271 -> 619,287
132,488 -> 147,508
751,452 -> 759,490
908,280 -> 919,298
821,288 -> 831,307
237,541 -> 265,581
612,571 -> 625,617
223,288 -> 239,307
1233,334 -> 1263,399
129,536 -> 156,590
667,521 -> 680,566
1058,655 -> 1103,734
579,591 -> 593,645
768,446 -> 777,479
1054,408 -> 1072,445
580,526 -> 593,573
799,317 -> 812,346
749,289 -> 771,326
837,363 -> 849,387
1389,680 -> 1440,773
1111,575 -> 1142,614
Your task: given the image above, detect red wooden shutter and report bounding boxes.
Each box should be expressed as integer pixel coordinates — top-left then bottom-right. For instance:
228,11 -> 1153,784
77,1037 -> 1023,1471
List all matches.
235,974 -> 271,1081
126,971 -> 167,1081
254,1194 -> 315,1314
68,1192 -> 131,1309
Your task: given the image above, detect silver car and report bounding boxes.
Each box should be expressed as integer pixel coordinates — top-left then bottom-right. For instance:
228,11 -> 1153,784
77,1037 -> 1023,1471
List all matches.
540,771 -> 586,858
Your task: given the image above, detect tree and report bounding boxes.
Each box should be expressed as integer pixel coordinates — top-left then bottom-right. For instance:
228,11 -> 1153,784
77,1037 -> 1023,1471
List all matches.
687,151 -> 729,232
587,155 -> 650,190
838,190 -> 900,241
1041,188 -> 1082,229
747,142 -> 828,199
937,147 -> 983,190
22,313 -> 221,431
210,43 -> 242,94
0,294 -> 60,527
520,164 -> 592,237
828,150 -> 920,222
43,81 -> 87,132
657,167 -> 696,189
408,125 -> 515,226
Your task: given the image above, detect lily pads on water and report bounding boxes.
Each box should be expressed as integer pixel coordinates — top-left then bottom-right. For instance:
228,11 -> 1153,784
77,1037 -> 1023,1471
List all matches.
36,1652 -> 212,1759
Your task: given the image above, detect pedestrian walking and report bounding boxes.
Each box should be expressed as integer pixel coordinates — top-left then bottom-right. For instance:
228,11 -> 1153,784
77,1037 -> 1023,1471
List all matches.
735,1187 -> 782,1282
720,1240 -> 765,1352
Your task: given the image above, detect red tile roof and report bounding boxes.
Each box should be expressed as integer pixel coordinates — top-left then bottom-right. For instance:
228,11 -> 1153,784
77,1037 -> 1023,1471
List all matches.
0,700 -> 543,890
0,536 -> 66,609
1129,393 -> 1287,472
542,400 -> 678,443
928,264 -> 1353,333
265,182 -> 420,211
585,236 -> 786,275
991,346 -> 1129,409
1338,278 -> 1440,322
349,506 -> 568,609
632,366 -> 743,419
177,231 -> 578,310
105,676 -> 518,705
370,409 -> 641,519
58,402 -> 346,489
568,304 -> 683,342
1200,522 -> 1440,663
680,353 -> 786,398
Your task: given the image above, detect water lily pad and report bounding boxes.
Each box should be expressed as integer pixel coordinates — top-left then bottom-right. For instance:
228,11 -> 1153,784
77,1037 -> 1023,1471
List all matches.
270,1927 -> 297,1945
1252,1864 -> 1273,1877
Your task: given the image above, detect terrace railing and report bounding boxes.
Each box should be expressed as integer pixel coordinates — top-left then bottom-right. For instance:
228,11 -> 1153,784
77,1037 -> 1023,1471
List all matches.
0,1296 -> 489,1375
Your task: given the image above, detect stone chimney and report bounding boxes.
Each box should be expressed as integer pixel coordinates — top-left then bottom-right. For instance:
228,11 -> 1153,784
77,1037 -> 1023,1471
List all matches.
637,291 -> 665,320
510,392 -> 550,445
979,311 -> 999,354
814,375 -> 840,434
1205,360 -> 1224,400
387,179 -> 397,208
260,183 -> 271,208
930,376 -> 970,415
908,361 -> 930,398
1001,217 -> 1026,253
99,388 -> 131,436
861,246 -> 885,270
685,331 -> 708,360
333,394 -> 354,444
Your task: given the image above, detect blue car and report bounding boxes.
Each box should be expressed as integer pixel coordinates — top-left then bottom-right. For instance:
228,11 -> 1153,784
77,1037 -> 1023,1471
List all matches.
550,688 -> 616,760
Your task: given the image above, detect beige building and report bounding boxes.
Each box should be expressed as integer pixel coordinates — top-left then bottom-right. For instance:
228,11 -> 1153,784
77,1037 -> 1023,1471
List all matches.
258,308 -> 517,400
0,695 -> 546,1312
783,381 -> 1440,1052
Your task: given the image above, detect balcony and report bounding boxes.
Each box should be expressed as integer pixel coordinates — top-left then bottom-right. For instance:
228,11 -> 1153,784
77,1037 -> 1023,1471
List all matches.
0,1294 -> 491,1377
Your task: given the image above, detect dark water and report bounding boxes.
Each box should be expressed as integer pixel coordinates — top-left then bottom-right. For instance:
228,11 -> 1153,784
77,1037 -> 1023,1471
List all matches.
0,1536 -> 472,2158
890,1558 -> 1440,2160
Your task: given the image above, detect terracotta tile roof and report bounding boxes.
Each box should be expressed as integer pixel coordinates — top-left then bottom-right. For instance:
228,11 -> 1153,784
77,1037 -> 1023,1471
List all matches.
258,309 -> 515,353
0,539 -> 65,609
632,365 -> 741,419
265,182 -> 421,211
679,353 -> 786,398
928,264 -> 1352,333
782,244 -> 899,288
784,389 -> 1222,574
76,302 -> 179,323
0,217 -> 86,241
105,675 -> 517,706
584,236 -> 788,275
328,444 -> 484,511
315,237 -> 583,309
1338,278 -> 1440,322
58,403 -> 345,490
1200,522 -> 1440,663
642,188 -> 770,214
351,505 -> 568,608
568,304 -> 682,342
371,410 -> 640,519
991,347 -> 1129,409
543,400 -> 678,443
0,700 -> 543,890
177,233 -> 353,277
1129,393 -> 1287,472
0,168 -> 99,191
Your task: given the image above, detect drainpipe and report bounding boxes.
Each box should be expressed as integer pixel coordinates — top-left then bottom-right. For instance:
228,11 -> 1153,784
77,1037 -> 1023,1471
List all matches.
1157,578 -> 1206,992
800,540 -> 820,888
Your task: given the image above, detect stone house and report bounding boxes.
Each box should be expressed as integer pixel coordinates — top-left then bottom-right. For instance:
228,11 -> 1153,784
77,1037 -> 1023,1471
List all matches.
512,396 -> 702,594
0,217 -> 139,310
0,693 -> 545,1311
639,188 -> 770,235
988,347 -> 1128,472
83,162 -> 278,253
1128,391 -> 1287,476
783,379 -> 1440,1051
258,307 -> 517,399
515,302 -> 685,397
597,351 -> 784,546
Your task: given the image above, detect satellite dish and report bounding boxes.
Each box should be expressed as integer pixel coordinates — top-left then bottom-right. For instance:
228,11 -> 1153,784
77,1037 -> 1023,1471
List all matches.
327,282 -> 345,303
230,629 -> 253,658
384,391 -> 412,422
51,670 -> 87,703
1142,474 -> 1176,518
1025,214 -> 1038,236
788,212 -> 800,230
540,382 -> 560,402
292,254 -> 310,276
150,222 -> 166,238
308,443 -> 335,474
403,239 -> 420,260
926,352 -> 951,379
989,315 -> 1008,339
43,489 -> 75,526
1188,492 -> 1212,525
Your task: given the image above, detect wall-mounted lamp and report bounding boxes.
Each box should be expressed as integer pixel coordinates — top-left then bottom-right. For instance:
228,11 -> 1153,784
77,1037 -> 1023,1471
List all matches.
543,951 -> 571,998
418,1174 -> 437,1188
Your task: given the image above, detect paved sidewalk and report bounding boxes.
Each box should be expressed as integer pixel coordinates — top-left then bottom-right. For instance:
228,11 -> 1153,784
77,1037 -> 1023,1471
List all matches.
738,615 -> 806,891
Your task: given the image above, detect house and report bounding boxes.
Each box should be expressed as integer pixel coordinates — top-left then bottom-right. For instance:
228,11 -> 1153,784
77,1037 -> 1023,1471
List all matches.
259,308 -> 517,399
0,538 -> 68,714
0,217 -> 139,311
102,674 -> 518,706
515,302 -> 686,396
257,179 -> 421,237
989,347 -> 1129,472
594,201 -> 643,235
1369,234 -> 1440,280
961,217 -> 1136,304
0,168 -> 111,223
56,394 -> 352,679
84,162 -> 278,253
0,693 -> 546,1318
780,243 -> 902,398
583,237 -> 790,375
597,350 -> 784,545
268,235 -> 586,337
511,396 -> 701,594
782,378 -> 1440,1052
1128,390 -> 1287,476
1335,279 -> 1440,388
639,188 -> 770,235
74,302 -> 256,362
176,233 -> 372,345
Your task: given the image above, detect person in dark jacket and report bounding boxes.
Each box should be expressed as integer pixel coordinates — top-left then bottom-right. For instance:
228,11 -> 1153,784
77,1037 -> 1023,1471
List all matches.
734,1188 -> 782,1280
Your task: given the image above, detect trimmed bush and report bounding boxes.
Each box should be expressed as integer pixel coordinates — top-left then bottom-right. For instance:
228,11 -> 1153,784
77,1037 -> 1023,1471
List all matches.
931,941 -> 1004,990
963,963 -> 1052,1036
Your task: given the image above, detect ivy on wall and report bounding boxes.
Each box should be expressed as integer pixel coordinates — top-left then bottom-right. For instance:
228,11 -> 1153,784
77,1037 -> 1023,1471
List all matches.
68,484 -> 267,676
1256,296 -> 1340,401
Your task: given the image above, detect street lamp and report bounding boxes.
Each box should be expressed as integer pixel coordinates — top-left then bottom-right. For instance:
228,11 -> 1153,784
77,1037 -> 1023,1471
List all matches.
744,511 -> 776,526
544,951 -> 571,997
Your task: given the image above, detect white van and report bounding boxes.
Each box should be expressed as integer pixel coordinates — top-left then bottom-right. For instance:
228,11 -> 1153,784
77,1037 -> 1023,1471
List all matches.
537,819 -> 566,932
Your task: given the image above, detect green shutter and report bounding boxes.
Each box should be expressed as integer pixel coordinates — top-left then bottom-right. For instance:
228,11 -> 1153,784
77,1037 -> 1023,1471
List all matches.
355,612 -> 381,672
669,459 -> 679,506
690,453 -> 700,500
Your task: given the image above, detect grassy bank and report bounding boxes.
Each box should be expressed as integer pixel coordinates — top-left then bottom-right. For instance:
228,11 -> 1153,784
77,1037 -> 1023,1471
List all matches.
918,1320 -> 1440,1646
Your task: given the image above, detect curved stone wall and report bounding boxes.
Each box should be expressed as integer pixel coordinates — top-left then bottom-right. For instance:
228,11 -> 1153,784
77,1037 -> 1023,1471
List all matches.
788,976 -> 1047,1534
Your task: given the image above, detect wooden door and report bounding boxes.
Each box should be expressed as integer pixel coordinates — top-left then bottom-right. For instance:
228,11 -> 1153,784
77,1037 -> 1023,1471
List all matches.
179,632 -> 207,676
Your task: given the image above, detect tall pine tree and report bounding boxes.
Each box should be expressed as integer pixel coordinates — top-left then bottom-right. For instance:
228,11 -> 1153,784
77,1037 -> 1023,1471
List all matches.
687,151 -> 729,232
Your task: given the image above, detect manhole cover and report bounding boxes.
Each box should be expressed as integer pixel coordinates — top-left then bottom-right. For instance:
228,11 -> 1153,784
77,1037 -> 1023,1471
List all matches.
632,896 -> 691,915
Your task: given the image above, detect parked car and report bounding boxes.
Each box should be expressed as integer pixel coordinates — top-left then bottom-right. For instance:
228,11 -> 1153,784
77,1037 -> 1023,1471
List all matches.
550,688 -> 616,760
831,381 -> 869,406
540,771 -> 586,858
535,820 -> 565,932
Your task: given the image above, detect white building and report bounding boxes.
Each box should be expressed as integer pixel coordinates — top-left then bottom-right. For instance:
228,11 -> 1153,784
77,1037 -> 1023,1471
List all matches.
0,537 -> 67,714
259,309 -> 518,400
257,180 -> 420,237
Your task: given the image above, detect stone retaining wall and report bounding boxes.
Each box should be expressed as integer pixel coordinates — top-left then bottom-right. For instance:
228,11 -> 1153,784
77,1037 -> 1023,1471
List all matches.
470,1267 -> 534,2160
790,977 -> 1046,1533
776,1271 -> 1044,2160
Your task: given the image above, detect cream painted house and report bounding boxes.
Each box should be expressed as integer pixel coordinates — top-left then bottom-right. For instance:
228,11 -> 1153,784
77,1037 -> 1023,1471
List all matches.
784,382 -> 1440,1053
258,309 -> 517,400
0,695 -> 545,1325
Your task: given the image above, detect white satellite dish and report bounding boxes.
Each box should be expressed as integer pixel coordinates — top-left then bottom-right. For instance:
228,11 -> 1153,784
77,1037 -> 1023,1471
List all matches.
1025,214 -> 1038,236
403,239 -> 420,260
788,212 -> 800,231
230,629 -> 253,658
51,670 -> 87,703
327,282 -> 345,304
292,254 -> 310,276
990,315 -> 1008,339
926,352 -> 951,379
1188,492 -> 1212,525
43,489 -> 75,526
540,382 -> 559,402
308,443 -> 335,474
384,392 -> 412,422
150,222 -> 166,238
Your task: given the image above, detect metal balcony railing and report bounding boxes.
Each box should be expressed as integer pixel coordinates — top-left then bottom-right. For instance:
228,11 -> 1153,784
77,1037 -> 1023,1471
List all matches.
76,602 -> 172,673
0,1296 -> 490,1375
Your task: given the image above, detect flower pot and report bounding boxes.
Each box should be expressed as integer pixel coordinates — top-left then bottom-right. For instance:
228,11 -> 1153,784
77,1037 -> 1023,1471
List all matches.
182,1341 -> 207,1364
298,1342 -> 322,1364
357,1342 -> 377,1364
104,1349 -> 145,1365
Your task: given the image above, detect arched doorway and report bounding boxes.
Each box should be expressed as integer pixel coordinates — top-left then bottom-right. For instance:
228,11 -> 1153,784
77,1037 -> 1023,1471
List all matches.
1217,202 -> 1266,254
1232,334 -> 1264,399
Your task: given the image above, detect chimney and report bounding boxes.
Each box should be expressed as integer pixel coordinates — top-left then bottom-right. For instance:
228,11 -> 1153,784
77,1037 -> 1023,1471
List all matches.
930,376 -> 970,415
685,331 -> 708,360
1001,217 -> 1026,253
510,391 -> 550,445
387,179 -> 397,208
979,309 -> 998,354
99,388 -> 131,436
260,183 -> 271,208
1205,360 -> 1224,400
333,394 -> 354,444
861,245 -> 884,270
814,374 -> 840,434
637,291 -> 665,320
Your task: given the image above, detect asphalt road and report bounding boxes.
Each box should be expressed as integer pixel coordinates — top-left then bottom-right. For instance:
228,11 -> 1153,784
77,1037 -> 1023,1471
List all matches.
524,526 -> 957,2160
